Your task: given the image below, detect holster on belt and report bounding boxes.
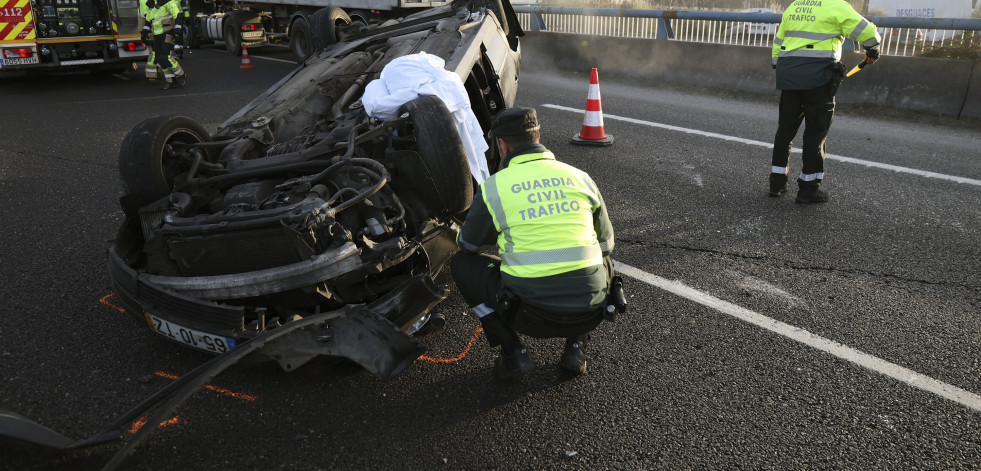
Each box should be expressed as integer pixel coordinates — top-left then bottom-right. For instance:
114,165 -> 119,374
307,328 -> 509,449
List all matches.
829,61 -> 846,96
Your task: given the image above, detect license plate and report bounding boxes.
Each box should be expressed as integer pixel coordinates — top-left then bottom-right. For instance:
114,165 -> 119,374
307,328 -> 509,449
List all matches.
145,312 -> 237,353
2,56 -> 39,66
242,31 -> 263,38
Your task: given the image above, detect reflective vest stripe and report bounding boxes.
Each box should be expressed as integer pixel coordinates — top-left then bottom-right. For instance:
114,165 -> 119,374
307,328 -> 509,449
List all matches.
501,244 -> 602,267
849,19 -> 870,40
482,173 -> 516,253
779,49 -> 839,60
783,30 -> 841,41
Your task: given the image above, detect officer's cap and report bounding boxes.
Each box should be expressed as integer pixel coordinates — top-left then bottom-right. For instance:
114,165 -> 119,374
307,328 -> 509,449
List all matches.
489,107 -> 540,137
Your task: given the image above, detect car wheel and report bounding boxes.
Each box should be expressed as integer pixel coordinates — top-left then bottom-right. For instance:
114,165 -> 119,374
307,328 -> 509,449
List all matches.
399,96 -> 473,215
310,6 -> 350,51
474,0 -> 509,35
289,16 -> 314,63
118,115 -> 212,206
224,22 -> 242,56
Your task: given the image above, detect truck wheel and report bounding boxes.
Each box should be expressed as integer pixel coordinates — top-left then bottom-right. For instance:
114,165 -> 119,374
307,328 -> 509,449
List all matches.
224,23 -> 242,56
399,96 -> 473,215
310,7 -> 350,51
184,18 -> 201,49
289,16 -> 314,63
118,115 -> 212,206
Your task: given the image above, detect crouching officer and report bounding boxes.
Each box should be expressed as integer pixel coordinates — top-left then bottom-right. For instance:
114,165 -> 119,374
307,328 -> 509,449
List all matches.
144,0 -> 187,90
452,107 -> 623,380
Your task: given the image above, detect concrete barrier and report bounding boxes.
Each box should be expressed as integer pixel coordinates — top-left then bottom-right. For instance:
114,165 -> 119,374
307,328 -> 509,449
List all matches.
521,31 -> 981,119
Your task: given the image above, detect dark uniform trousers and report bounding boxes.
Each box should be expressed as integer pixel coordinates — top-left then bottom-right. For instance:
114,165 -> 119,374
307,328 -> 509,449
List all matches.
452,251 -> 613,350
771,80 -> 837,179
152,33 -> 177,71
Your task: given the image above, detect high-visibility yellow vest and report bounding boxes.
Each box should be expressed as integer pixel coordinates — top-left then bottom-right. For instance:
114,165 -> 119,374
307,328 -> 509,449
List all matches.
772,0 -> 881,63
480,151 -> 604,278
145,0 -> 182,36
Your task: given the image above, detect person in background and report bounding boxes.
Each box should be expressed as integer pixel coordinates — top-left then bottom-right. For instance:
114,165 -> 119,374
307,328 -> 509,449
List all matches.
769,0 -> 881,203
137,0 -> 157,83
143,0 -> 187,90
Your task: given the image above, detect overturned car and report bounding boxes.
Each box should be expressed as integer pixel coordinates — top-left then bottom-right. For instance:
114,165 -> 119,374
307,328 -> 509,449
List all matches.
108,0 -> 523,380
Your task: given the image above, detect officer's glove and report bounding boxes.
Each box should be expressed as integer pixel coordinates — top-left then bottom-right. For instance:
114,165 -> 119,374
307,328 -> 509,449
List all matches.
140,26 -> 150,42
865,45 -> 880,61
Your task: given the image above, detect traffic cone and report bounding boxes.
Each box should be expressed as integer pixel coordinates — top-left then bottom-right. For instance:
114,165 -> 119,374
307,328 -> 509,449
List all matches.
240,43 -> 254,69
571,68 -> 613,147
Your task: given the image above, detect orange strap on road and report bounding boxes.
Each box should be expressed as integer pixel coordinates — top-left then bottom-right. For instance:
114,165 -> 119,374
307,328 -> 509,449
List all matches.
417,327 -> 484,364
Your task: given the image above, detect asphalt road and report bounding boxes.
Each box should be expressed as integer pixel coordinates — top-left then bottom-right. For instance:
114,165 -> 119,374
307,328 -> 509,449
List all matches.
1,42 -> 979,470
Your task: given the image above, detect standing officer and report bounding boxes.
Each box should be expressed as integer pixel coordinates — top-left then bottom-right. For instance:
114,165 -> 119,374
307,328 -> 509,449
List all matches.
144,0 -> 187,90
769,0 -> 881,203
452,107 -> 618,379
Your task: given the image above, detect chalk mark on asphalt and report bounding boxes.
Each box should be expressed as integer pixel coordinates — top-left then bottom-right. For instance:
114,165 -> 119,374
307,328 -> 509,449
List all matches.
614,260 -> 981,412
543,104 -> 981,187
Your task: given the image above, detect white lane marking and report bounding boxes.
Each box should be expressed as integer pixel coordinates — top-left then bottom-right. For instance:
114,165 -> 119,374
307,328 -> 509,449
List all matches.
543,104 -> 981,187
245,54 -> 295,65
198,46 -> 297,64
614,260 -> 981,412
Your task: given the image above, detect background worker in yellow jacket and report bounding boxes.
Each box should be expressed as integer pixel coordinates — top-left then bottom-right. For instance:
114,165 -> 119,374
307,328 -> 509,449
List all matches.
452,107 -> 618,380
143,0 -> 187,90
137,0 -> 157,83
769,0 -> 881,203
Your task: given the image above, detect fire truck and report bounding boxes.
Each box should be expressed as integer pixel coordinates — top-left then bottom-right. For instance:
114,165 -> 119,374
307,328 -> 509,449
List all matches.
0,0 -> 149,76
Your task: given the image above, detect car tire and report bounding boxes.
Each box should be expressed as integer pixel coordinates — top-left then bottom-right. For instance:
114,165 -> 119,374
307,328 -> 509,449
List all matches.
118,115 -> 212,206
289,15 -> 314,63
474,0 -> 509,35
399,96 -> 473,215
310,6 -> 350,51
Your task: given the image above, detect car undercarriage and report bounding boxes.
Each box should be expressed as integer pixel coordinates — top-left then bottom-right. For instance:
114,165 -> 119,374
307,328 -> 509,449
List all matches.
109,0 -> 522,370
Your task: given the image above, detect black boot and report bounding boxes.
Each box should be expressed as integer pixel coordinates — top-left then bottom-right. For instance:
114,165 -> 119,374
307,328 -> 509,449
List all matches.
560,337 -> 587,375
768,173 -> 787,197
494,346 -> 534,380
795,180 -> 829,204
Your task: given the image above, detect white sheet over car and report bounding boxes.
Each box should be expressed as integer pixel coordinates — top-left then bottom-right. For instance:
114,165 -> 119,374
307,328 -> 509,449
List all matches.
362,52 -> 490,183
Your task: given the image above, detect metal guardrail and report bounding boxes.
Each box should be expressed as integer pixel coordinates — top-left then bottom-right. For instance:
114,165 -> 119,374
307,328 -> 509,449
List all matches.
512,6 -> 981,57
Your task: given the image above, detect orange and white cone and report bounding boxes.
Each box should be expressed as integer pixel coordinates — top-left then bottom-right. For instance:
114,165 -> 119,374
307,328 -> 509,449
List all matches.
571,68 -> 613,147
240,43 -> 254,69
